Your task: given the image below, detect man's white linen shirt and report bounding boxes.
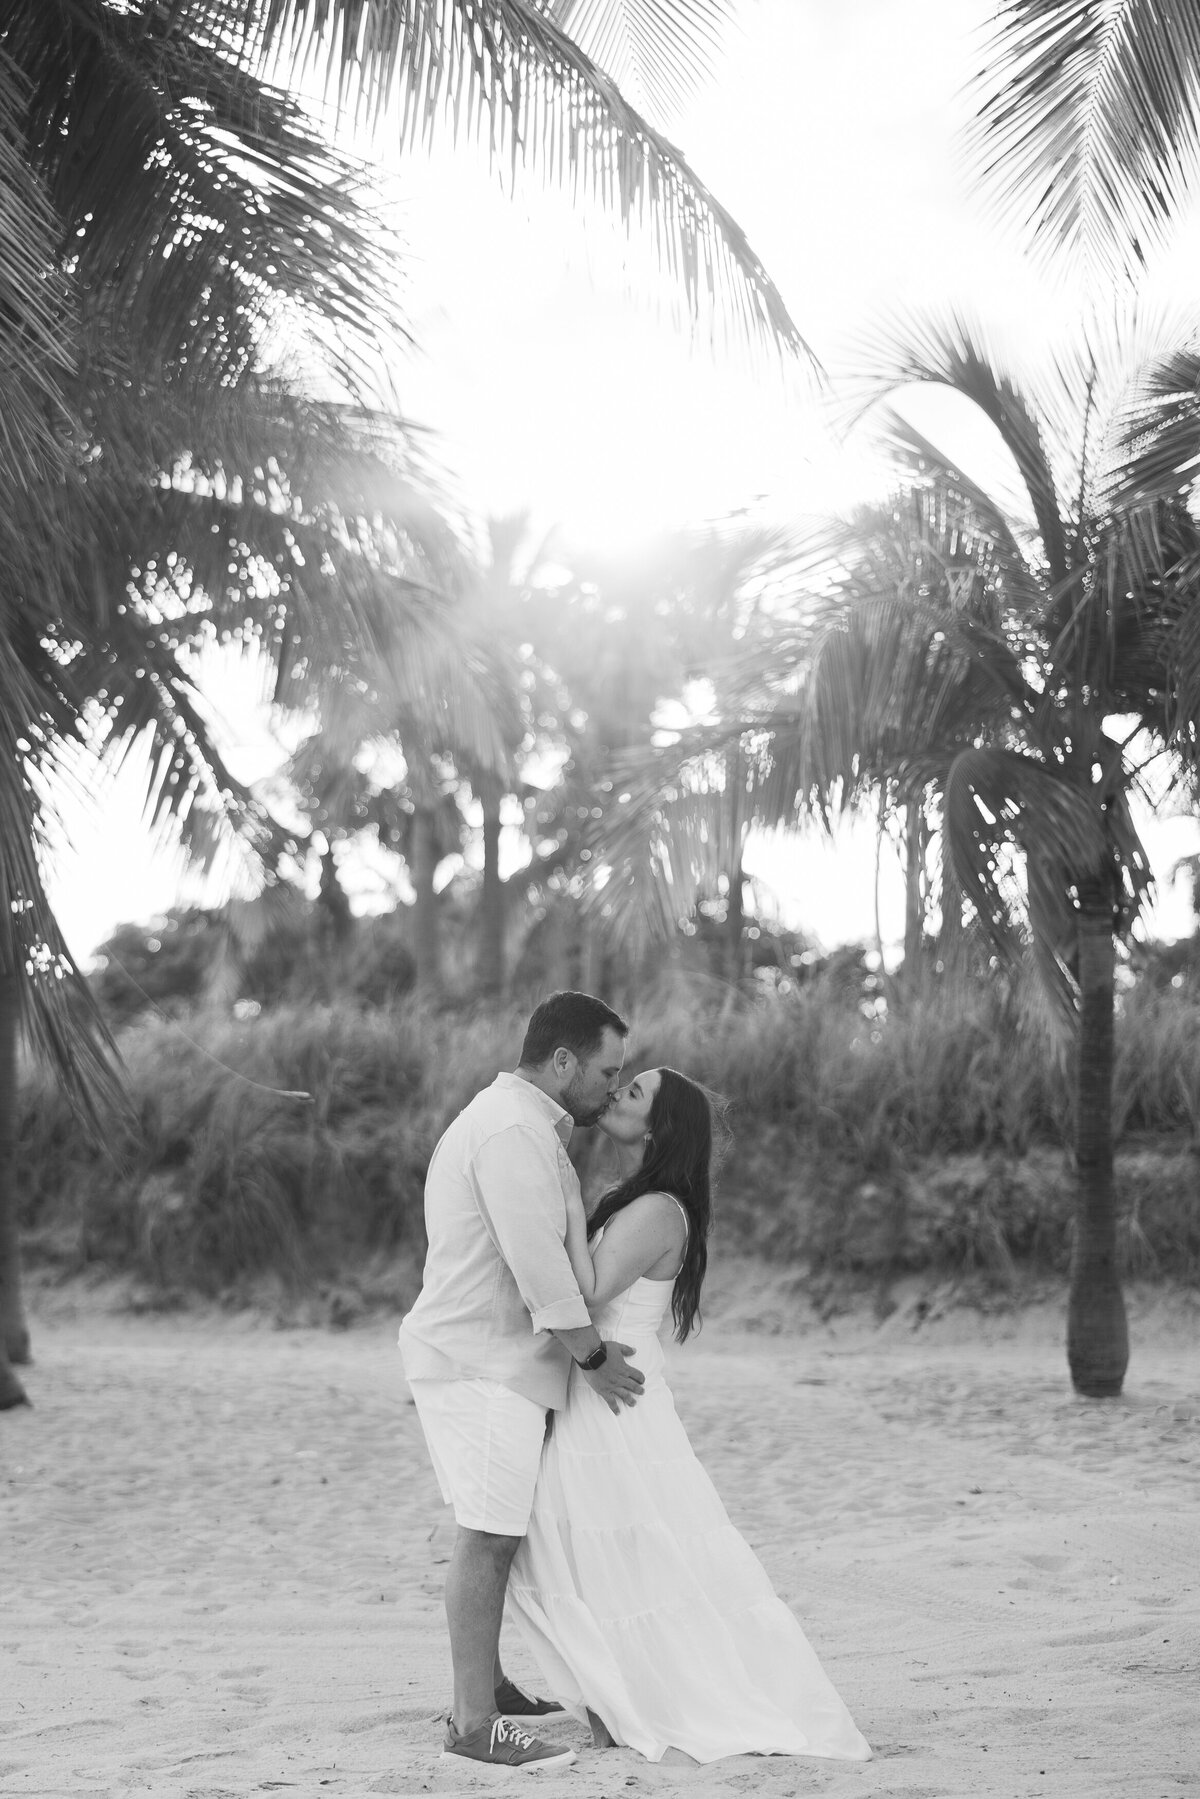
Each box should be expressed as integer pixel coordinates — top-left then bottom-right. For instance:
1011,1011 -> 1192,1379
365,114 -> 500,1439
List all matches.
398,1072 -> 593,1410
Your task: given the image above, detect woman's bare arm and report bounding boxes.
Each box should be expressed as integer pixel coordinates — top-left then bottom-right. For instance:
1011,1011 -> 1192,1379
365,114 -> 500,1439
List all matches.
567,1191 -> 686,1308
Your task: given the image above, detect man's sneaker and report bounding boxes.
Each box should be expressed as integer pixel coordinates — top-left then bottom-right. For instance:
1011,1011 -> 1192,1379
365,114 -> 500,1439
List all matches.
494,1676 -> 564,1717
442,1712 -> 576,1773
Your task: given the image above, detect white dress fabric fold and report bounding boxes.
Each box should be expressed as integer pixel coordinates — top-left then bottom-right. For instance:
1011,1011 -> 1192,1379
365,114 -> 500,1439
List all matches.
506,1262 -> 872,1765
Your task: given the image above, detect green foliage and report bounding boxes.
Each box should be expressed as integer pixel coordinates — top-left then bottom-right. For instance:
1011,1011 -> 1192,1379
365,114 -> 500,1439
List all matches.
16,972 -> 1200,1305
91,905 -> 419,1024
616,970 -> 1064,1159
19,1003 -> 434,1298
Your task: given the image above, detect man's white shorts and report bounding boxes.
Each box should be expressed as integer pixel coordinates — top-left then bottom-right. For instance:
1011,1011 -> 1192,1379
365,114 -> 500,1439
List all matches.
408,1377 -> 549,1536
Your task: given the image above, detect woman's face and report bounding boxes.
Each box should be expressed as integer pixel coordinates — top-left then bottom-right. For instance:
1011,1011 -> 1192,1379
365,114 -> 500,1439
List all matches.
598,1068 -> 662,1147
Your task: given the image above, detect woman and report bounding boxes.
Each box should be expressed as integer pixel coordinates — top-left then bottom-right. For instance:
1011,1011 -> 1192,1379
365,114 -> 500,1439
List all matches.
506,1066 -> 871,1764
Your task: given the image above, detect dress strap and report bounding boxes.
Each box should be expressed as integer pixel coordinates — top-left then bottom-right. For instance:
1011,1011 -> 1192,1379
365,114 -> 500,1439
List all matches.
658,1192 -> 690,1239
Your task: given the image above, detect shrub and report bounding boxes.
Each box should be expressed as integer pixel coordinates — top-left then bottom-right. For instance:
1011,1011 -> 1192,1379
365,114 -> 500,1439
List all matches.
16,968 -> 1200,1300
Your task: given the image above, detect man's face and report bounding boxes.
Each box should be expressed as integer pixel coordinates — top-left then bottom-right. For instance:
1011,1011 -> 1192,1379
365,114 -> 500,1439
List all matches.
560,1026 -> 627,1126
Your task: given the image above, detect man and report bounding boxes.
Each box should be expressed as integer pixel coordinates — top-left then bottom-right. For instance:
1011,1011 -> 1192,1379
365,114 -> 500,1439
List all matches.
399,991 -> 646,1773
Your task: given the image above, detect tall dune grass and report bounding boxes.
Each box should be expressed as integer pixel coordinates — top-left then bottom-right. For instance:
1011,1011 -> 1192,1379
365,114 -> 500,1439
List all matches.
16,972 -> 1200,1302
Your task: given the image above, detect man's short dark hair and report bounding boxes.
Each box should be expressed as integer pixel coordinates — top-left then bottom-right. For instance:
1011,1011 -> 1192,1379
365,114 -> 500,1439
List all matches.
519,991 -> 628,1069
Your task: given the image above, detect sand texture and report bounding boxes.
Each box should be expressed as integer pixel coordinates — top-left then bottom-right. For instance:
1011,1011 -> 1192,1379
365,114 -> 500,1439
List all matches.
2,1277 -> 1198,1798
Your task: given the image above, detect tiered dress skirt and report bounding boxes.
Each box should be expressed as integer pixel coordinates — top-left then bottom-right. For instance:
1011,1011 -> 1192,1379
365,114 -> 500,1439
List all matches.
505,1277 -> 871,1764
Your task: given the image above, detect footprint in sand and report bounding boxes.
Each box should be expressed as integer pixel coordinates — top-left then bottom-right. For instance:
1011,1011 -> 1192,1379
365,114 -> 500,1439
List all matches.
341,1706 -> 435,1732
1045,1622 -> 1153,1647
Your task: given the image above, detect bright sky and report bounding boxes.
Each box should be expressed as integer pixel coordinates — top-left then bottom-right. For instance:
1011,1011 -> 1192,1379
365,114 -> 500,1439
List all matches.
47,0 -> 1200,963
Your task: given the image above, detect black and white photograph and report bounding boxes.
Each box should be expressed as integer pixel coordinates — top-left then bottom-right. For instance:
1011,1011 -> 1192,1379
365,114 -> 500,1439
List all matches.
2,3 -> 1198,1795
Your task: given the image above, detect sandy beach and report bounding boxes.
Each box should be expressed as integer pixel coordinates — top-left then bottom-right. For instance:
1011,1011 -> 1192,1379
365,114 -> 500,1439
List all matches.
3,1272 -> 1198,1799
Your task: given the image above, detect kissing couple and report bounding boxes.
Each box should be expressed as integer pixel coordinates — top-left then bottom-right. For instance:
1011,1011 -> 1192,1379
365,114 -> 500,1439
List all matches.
398,990 -> 871,1771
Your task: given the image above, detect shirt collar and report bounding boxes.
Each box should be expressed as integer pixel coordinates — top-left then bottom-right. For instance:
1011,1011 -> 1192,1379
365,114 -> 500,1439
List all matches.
494,1070 -> 574,1147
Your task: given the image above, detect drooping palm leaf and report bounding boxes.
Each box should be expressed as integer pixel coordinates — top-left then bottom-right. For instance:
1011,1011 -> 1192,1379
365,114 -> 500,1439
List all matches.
972,0 -> 1200,281
847,312 -> 1071,583
1052,500 -> 1200,719
942,744 -> 1110,1021
0,658 -> 128,1130
870,409 -> 1054,626
210,0 -> 806,359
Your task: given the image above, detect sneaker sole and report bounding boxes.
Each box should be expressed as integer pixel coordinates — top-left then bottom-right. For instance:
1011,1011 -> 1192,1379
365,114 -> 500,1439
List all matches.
439,1747 -> 577,1775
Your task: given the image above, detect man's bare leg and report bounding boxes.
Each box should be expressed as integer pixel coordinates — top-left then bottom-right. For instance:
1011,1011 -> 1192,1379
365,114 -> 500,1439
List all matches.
445,1526 -> 521,1735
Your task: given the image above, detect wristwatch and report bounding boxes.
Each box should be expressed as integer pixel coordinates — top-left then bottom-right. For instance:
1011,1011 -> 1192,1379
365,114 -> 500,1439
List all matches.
576,1342 -> 608,1371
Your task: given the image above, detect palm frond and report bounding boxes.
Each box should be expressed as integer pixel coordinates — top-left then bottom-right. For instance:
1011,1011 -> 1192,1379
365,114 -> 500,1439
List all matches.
307,606 -> 516,779
847,311 -> 1071,583
585,742 -> 753,949
1114,343 -> 1200,501
940,743 -> 1124,1022
1023,835 -> 1080,1029
0,49 -> 72,495
1158,574 -> 1200,756
859,442 -> 1048,630
1105,781 -> 1155,926
211,0 -> 806,360
971,0 -> 1200,281
0,662 -> 127,1130
11,0 -> 407,395
942,743 -> 1106,956
548,0 -> 732,122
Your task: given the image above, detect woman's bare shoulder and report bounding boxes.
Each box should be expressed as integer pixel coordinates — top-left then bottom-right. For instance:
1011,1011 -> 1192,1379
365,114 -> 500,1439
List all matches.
626,1190 -> 688,1235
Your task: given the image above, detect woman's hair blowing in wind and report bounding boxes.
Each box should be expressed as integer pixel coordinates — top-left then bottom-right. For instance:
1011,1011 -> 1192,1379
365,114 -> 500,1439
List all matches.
587,1067 -> 726,1342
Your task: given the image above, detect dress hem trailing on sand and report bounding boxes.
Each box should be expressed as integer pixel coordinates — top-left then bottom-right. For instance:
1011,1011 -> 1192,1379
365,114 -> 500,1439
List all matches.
505,1269 -> 872,1766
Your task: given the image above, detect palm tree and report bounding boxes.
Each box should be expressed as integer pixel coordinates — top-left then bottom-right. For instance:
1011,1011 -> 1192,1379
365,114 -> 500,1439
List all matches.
0,9 -> 427,1403
580,523 -> 809,980
453,514 -> 551,997
0,356 -> 499,1404
0,0 -> 810,1405
512,541 -> 696,988
598,315 -> 1200,1397
972,1 -> 1200,282
281,630 -> 514,1000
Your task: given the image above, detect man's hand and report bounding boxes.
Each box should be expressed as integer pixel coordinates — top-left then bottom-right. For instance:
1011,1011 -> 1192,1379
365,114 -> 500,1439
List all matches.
582,1341 -> 644,1414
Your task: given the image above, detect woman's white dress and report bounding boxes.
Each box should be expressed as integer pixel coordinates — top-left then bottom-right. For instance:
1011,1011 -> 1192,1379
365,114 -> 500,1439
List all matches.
505,1244 -> 872,1765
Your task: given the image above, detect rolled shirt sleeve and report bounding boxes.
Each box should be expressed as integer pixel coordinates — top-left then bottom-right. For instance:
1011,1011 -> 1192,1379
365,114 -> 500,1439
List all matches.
471,1125 -> 592,1333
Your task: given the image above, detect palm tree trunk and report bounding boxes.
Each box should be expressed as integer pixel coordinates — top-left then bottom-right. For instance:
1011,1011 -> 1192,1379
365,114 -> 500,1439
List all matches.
411,808 -> 441,996
1067,875 -> 1129,1397
724,748 -> 747,986
0,974 -> 31,1408
318,843 -> 354,948
903,798 -> 924,993
478,785 -> 504,996
725,859 -> 745,984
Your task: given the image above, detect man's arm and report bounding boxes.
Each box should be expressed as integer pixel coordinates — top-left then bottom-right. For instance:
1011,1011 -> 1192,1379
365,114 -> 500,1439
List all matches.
548,1322 -> 644,1414
471,1125 -> 644,1413
471,1124 -> 591,1330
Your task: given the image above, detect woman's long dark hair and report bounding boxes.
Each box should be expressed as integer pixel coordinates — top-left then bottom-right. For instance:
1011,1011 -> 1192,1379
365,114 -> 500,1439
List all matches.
587,1067 -> 720,1342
